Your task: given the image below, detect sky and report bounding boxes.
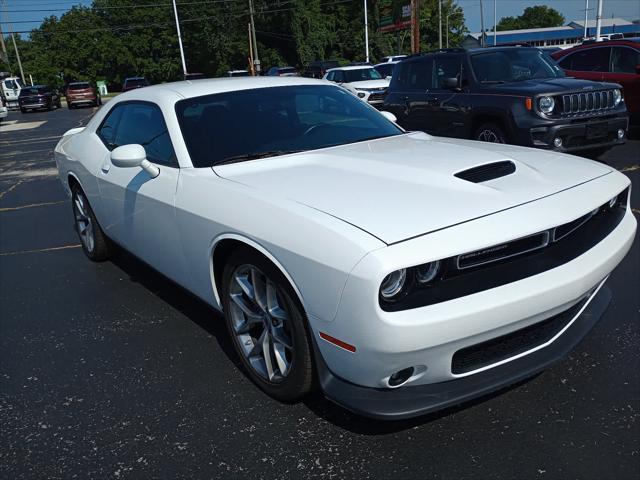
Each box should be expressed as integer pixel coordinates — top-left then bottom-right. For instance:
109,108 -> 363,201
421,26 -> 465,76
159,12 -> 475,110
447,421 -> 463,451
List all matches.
1,0 -> 639,37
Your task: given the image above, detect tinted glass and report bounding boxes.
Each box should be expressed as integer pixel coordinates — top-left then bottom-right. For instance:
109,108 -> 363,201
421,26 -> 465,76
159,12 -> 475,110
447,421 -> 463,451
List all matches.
278,68 -> 297,74
343,68 -> 382,82
125,78 -> 148,87
611,47 -> 640,73
20,86 -> 48,95
396,60 -> 433,91
97,104 -> 125,149
175,85 -> 402,167
374,64 -> 394,78
68,82 -> 91,90
562,47 -> 610,72
433,57 -> 461,89
471,49 -> 564,82
333,71 -> 345,82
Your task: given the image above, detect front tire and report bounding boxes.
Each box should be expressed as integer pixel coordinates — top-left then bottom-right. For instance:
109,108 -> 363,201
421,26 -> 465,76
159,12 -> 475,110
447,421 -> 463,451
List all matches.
221,248 -> 314,402
474,122 -> 507,143
71,186 -> 111,261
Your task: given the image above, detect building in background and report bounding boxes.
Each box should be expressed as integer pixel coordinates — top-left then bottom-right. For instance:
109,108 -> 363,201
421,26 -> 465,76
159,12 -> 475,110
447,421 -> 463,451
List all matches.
463,18 -> 640,50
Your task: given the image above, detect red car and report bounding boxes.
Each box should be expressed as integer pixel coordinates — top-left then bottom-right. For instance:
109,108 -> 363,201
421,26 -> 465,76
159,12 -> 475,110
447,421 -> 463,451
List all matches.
552,40 -> 640,123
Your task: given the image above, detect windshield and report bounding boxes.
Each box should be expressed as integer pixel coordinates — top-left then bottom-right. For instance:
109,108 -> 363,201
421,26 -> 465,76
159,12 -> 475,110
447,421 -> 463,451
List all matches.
20,86 -> 48,95
125,78 -> 148,87
471,49 -> 564,83
344,68 -> 383,82
68,82 -> 91,90
375,64 -> 394,78
4,78 -> 25,90
176,85 -> 402,167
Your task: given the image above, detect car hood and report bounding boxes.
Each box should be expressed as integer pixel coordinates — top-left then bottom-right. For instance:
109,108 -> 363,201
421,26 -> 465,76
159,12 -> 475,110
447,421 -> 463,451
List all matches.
483,77 -> 620,95
347,79 -> 390,89
213,132 -> 612,244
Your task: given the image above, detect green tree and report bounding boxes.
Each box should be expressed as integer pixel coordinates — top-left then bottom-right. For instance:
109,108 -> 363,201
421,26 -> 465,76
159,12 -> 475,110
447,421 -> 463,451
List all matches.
496,5 -> 565,31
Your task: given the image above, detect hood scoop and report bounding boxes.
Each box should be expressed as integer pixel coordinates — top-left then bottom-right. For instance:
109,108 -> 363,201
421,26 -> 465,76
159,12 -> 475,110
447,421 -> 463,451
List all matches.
454,160 -> 516,183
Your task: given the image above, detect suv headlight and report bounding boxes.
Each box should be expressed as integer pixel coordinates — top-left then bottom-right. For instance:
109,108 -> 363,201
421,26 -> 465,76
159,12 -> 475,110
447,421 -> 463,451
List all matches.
613,89 -> 622,106
539,96 -> 555,114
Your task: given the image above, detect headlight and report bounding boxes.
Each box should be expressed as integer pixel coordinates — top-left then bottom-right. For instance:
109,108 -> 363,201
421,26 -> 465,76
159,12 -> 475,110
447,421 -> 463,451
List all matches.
380,269 -> 407,299
538,96 -> 555,114
416,261 -> 440,284
613,89 -> 622,106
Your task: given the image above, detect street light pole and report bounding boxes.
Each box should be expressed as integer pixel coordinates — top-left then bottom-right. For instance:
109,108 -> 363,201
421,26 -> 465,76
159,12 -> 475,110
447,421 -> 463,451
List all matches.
364,0 -> 370,63
249,0 -> 260,74
493,0 -> 497,46
583,0 -> 589,39
595,0 -> 603,41
479,0 -> 485,47
438,0 -> 442,49
171,0 -> 188,77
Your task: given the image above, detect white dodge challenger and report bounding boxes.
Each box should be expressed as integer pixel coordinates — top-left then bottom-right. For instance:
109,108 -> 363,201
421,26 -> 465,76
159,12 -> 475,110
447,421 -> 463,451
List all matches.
55,77 -> 636,419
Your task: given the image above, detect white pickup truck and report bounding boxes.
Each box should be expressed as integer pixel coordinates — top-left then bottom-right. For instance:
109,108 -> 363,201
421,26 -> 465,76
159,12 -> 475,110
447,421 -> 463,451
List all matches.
1,76 -> 26,110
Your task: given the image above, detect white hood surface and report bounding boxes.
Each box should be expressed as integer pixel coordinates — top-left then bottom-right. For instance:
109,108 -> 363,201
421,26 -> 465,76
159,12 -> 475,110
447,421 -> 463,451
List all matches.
214,133 -> 612,244
347,79 -> 390,90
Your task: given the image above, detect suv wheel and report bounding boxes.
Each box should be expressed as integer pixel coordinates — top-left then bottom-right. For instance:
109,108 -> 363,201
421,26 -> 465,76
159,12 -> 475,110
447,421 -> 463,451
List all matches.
475,122 -> 507,143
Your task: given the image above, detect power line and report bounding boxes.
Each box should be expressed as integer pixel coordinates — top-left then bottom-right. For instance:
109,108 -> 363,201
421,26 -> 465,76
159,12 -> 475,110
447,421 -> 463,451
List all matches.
7,0 -> 355,34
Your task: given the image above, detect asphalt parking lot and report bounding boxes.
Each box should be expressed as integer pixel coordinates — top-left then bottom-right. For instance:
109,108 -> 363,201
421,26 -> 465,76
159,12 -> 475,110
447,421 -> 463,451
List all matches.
1,105 -> 638,479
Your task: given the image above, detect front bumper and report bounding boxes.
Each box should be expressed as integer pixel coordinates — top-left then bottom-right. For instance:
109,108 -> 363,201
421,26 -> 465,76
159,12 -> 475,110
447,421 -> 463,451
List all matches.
20,102 -> 46,109
316,283 -> 611,420
526,115 -> 628,152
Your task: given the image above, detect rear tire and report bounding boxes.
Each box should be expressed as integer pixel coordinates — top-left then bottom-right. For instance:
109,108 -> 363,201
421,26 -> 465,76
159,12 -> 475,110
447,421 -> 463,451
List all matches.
221,247 -> 314,402
474,122 -> 507,144
71,185 -> 111,261
20,108 -> 27,114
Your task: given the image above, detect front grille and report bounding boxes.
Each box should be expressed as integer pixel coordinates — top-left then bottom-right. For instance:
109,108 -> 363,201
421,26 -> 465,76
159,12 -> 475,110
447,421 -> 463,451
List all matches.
457,231 -> 549,269
561,91 -> 614,116
451,297 -> 588,374
368,91 -> 387,102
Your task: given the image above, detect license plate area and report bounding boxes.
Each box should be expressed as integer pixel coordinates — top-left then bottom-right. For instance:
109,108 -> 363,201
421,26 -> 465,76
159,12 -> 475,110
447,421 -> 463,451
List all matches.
586,123 -> 608,139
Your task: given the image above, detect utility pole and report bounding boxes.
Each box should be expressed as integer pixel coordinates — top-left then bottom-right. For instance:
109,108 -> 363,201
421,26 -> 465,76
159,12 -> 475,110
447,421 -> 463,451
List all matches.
0,22 -> 8,65
249,0 -> 260,74
595,0 -> 603,41
364,0 -> 369,63
583,0 -> 589,39
493,0 -> 497,46
438,0 -> 442,49
446,11 -> 454,48
479,0 -> 485,47
411,0 -> 420,54
1,0 -> 24,82
171,0 -> 187,77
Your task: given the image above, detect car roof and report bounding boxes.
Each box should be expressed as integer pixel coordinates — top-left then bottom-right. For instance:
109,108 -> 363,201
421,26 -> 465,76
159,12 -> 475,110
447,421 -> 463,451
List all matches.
115,77 -> 333,101
374,62 -> 399,67
552,39 -> 640,57
326,65 -> 375,72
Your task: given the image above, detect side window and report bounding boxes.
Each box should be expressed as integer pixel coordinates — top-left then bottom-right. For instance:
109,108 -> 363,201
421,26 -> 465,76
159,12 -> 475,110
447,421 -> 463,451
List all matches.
433,57 -> 461,89
334,71 -> 345,83
406,60 -> 433,91
326,71 -> 334,81
611,47 -> 640,73
565,48 -> 610,72
97,104 -> 125,149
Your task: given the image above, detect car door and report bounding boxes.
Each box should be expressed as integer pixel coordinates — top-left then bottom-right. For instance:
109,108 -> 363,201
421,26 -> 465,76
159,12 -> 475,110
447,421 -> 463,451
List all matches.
428,55 -> 467,138
94,101 -> 187,281
605,46 -> 640,114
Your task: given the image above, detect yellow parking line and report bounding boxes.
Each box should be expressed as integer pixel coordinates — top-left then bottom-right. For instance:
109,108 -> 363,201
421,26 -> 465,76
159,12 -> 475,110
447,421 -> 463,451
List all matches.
0,200 -> 65,212
0,180 -> 24,199
0,244 -> 81,256
619,165 -> 639,173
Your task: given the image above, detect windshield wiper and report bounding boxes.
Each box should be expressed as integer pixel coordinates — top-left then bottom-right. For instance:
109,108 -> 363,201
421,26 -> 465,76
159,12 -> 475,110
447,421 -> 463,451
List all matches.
215,149 -> 304,166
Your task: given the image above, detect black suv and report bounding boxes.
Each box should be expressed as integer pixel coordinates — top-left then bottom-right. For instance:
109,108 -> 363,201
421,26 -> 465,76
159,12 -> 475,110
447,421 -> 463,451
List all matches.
19,85 -> 62,113
382,47 -> 629,154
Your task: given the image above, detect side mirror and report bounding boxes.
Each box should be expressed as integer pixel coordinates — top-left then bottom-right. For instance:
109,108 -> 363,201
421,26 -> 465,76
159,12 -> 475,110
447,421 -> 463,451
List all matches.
110,144 -> 159,178
441,77 -> 459,90
386,76 -> 392,80
380,111 -> 397,123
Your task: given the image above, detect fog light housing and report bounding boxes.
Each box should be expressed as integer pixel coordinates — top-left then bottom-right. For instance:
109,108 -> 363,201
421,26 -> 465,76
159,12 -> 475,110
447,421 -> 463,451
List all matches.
617,129 -> 624,139
357,92 -> 366,98
388,367 -> 414,387
553,137 -> 563,148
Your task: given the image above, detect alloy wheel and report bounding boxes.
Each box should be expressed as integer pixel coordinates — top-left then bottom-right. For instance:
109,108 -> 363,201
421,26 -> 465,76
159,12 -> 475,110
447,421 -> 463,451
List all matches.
73,192 -> 95,253
228,264 -> 294,383
477,129 -> 501,143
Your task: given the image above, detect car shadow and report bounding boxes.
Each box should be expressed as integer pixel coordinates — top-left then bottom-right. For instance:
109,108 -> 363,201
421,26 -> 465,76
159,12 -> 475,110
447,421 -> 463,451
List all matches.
108,246 -> 542,434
